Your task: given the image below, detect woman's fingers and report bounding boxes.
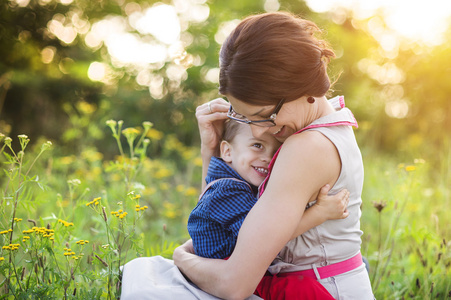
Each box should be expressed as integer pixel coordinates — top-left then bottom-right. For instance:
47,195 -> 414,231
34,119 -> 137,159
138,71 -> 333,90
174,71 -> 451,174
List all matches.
195,98 -> 230,157
196,98 -> 229,115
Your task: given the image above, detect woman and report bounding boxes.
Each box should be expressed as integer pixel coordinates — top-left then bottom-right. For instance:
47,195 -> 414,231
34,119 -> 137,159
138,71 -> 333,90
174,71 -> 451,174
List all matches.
173,12 -> 374,299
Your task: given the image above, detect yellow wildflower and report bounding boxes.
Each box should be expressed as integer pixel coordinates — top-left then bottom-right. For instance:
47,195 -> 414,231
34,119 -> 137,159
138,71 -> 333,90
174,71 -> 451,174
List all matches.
176,185 -> 185,193
87,197 -> 101,207
405,165 -> 416,172
0,257 -> 4,262
193,157 -> 203,167
155,168 -> 172,179
60,155 -> 76,165
78,101 -> 96,114
163,210 -> 177,219
185,187 -> 198,197
58,219 -> 74,227
122,127 -> 141,136
146,128 -> 163,141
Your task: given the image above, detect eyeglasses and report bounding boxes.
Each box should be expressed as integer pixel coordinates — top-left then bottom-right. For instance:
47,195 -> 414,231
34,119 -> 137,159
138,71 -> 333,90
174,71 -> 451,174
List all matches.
227,99 -> 285,127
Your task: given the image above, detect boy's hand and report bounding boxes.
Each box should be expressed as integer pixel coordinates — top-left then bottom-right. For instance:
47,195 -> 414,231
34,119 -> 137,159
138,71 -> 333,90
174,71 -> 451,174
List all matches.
315,184 -> 350,220
290,185 -> 350,239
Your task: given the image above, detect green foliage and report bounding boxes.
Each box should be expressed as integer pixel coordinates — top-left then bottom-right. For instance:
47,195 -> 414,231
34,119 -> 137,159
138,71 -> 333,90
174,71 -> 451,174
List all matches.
1,124 -> 450,298
0,126 -> 201,298
361,152 -> 450,299
2,0 -> 450,163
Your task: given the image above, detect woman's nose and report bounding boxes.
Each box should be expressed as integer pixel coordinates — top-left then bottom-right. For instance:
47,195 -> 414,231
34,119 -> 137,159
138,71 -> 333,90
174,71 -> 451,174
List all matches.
250,125 -> 269,139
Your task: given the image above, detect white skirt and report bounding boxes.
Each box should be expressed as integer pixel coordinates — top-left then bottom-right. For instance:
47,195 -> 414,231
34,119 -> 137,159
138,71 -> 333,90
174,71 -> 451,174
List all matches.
120,256 -> 262,300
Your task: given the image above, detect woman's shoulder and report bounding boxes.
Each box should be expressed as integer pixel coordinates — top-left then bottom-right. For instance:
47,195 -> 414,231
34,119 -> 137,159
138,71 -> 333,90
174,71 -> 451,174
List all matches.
274,130 -> 340,183
283,129 -> 335,155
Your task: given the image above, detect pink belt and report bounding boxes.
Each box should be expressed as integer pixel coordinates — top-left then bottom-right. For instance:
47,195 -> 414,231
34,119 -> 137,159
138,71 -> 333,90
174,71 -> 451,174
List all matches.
278,253 -> 363,280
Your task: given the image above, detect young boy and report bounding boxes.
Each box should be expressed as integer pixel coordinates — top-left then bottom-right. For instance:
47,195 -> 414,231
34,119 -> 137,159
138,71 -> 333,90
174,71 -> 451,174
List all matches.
188,120 -> 349,259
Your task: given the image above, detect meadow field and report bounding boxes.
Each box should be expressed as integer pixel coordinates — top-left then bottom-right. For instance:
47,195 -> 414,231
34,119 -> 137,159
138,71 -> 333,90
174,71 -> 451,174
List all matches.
0,121 -> 449,299
2,0 -> 451,298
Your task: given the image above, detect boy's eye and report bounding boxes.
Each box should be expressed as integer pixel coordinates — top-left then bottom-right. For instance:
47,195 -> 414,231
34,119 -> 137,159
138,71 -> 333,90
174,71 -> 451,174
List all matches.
252,143 -> 263,149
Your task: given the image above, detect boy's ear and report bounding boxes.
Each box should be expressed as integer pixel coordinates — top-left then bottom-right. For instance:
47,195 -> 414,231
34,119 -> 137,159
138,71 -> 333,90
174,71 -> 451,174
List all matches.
220,140 -> 233,163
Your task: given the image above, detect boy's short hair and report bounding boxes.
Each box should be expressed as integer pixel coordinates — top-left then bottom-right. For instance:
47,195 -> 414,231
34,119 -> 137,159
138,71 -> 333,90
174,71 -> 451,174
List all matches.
222,119 -> 243,143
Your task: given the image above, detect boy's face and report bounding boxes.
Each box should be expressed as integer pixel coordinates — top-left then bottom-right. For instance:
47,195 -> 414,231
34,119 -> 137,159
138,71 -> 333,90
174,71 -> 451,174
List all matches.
220,125 -> 281,187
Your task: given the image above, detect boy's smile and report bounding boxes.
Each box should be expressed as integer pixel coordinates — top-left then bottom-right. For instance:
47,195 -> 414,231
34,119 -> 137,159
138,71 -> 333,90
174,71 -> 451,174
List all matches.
221,125 -> 281,187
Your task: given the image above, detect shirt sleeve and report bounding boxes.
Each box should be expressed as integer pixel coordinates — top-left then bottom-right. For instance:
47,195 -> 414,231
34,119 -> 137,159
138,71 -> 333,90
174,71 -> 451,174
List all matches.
207,181 -> 257,237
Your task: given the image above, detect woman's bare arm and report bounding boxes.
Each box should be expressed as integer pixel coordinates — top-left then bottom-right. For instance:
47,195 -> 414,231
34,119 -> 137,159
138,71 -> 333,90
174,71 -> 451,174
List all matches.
174,130 -> 341,299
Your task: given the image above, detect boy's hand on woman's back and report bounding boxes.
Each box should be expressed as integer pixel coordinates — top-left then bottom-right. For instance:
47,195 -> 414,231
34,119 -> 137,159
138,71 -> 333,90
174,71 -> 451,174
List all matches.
315,184 -> 350,220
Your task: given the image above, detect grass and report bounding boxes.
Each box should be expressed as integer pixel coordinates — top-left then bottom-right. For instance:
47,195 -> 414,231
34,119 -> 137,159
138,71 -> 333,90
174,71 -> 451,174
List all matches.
0,124 -> 450,299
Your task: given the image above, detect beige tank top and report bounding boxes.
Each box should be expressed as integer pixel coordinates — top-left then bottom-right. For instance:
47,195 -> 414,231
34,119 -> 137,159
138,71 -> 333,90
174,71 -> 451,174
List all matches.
266,96 -> 364,274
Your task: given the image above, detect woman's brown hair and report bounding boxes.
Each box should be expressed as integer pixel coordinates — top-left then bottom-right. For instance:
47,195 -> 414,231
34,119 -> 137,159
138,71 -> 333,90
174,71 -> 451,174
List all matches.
219,12 -> 335,105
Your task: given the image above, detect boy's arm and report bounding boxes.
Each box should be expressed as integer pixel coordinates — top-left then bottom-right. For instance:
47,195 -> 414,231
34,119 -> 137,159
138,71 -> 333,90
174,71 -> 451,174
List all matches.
290,185 -> 349,240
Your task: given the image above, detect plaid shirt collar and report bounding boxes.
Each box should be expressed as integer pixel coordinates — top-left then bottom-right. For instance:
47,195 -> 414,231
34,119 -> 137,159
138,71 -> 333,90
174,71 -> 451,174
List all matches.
207,157 -> 258,194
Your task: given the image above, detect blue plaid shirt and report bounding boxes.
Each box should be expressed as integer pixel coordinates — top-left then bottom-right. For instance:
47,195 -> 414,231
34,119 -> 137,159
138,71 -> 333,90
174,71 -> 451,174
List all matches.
187,157 -> 258,259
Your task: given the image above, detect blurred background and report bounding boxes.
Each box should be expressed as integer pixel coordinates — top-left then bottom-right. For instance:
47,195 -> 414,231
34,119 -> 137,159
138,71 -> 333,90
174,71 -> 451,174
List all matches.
1,2 -> 450,297
2,0 -> 451,163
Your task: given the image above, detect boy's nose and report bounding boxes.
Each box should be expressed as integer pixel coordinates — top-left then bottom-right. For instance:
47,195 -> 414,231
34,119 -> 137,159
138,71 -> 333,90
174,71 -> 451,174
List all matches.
261,154 -> 271,163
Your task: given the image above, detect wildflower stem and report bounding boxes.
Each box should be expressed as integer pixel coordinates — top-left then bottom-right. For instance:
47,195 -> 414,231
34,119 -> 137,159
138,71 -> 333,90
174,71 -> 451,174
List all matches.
9,153 -> 24,252
127,137 -> 134,159
10,255 -> 25,292
371,211 -> 382,289
24,148 -> 47,179
135,127 -> 149,150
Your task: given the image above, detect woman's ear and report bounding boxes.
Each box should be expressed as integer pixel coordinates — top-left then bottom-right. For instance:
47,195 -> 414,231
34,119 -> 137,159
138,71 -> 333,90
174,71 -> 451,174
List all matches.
220,140 -> 233,163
